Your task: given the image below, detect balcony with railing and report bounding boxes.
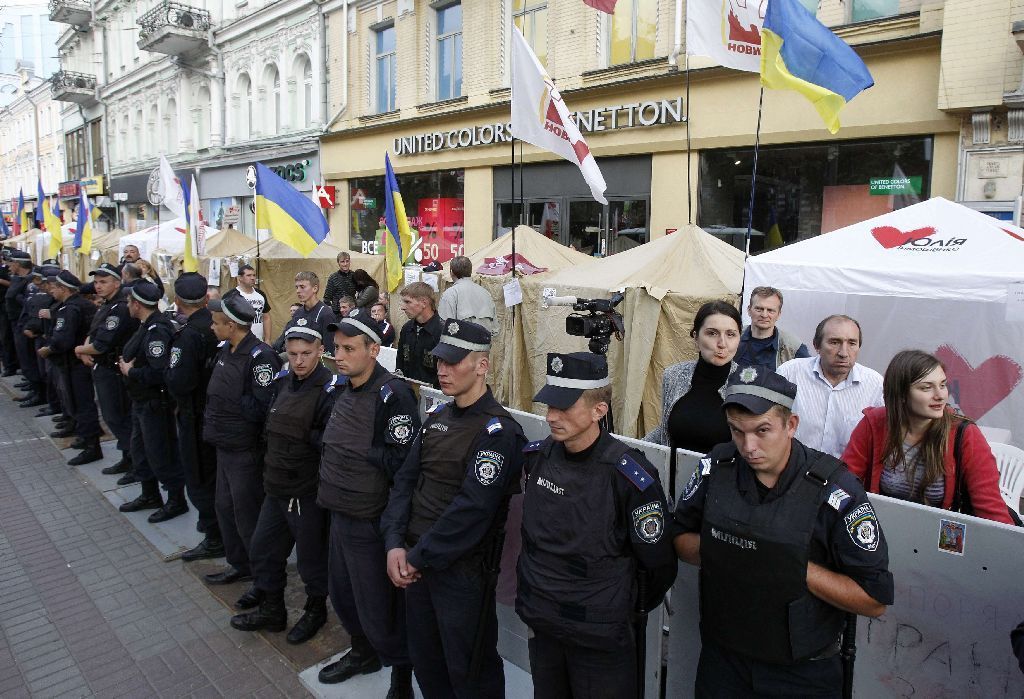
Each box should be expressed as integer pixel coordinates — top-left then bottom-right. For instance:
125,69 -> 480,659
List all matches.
137,1 -> 211,57
48,0 -> 91,26
50,70 -> 98,105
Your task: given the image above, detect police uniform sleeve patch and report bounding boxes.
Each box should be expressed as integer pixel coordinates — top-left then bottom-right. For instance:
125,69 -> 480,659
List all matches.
148,340 -> 166,357
844,503 -> 880,552
169,346 -> 182,368
54,318 -> 65,331
681,466 -> 703,501
827,487 -> 851,512
632,502 -> 665,544
253,363 -> 274,387
474,450 -> 504,486
700,457 -> 713,476
380,383 -> 394,403
388,414 -> 413,444
251,346 -> 262,358
324,374 -> 338,392
523,440 -> 544,453
616,453 -> 654,492
485,417 -> 503,435
426,400 -> 448,415
105,315 -> 120,331
275,367 -> 290,381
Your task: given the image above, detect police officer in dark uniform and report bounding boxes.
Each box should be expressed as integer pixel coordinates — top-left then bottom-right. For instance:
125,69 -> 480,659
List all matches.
39,271 -> 102,464
381,320 -> 525,699
395,283 -> 442,388
164,273 -> 223,562
316,309 -> 418,697
203,294 -> 282,588
9,253 -> 44,405
74,262 -> 138,477
273,271 -> 338,356
22,267 -> 56,414
0,249 -> 17,376
674,368 -> 894,698
231,325 -> 338,645
117,281 -> 188,522
517,352 -> 678,699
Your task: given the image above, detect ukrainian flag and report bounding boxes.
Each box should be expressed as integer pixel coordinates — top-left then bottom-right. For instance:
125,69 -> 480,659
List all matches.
17,188 -> 29,235
36,180 -> 47,226
74,190 -> 93,253
383,153 -> 413,293
254,162 -> 329,257
44,197 -> 63,258
760,0 -> 873,134
0,212 -> 9,238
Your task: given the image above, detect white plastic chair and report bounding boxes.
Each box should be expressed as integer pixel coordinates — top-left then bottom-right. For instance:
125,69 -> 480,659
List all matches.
989,442 -> 1024,515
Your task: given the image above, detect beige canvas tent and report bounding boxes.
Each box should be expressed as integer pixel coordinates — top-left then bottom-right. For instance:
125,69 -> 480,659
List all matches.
513,225 -> 745,437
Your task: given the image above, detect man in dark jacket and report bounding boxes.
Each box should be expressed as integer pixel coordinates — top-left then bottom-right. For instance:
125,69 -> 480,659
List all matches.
9,253 -> 43,405
395,282 -> 441,387
323,251 -> 355,315
273,270 -> 337,356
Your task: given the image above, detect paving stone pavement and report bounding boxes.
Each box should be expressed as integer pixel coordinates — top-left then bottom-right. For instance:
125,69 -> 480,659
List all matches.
0,391 -> 310,698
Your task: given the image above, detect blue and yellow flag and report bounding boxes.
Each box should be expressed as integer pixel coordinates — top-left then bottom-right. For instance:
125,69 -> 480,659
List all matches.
35,180 -> 46,226
74,190 -> 93,253
253,162 -> 328,257
0,213 -> 9,238
44,197 -> 63,258
17,188 -> 29,235
383,153 -> 413,293
760,0 -> 873,134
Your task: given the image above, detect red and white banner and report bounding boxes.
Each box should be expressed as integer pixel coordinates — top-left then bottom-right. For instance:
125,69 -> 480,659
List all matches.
686,0 -> 765,73
510,26 -> 607,204
582,0 -> 618,12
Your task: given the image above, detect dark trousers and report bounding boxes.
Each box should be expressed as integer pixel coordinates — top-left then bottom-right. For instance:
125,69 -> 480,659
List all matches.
14,329 -> 41,389
93,364 -> 131,452
694,640 -> 842,699
405,560 -> 502,699
67,363 -> 100,440
328,512 -> 410,667
129,396 -> 183,489
51,363 -> 71,419
214,448 -> 265,576
528,631 -> 636,699
176,410 -> 219,536
45,357 -> 61,412
250,494 -> 329,597
0,310 -> 17,371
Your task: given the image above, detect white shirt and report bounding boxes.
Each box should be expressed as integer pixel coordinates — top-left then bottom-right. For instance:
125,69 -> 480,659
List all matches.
235,287 -> 268,341
438,277 -> 496,332
776,356 -> 884,458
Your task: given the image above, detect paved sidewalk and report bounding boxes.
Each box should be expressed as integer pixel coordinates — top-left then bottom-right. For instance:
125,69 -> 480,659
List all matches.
0,392 -> 309,698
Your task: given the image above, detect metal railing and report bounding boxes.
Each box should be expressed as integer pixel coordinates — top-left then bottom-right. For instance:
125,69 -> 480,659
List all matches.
51,70 -> 98,92
48,0 -> 91,16
138,1 -> 211,39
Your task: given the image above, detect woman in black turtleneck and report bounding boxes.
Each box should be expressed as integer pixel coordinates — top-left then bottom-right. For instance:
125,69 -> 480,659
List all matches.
644,301 -> 741,453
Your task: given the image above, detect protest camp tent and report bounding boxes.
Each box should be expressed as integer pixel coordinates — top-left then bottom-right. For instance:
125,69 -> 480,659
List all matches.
514,225 -> 746,437
743,197 -> 1024,442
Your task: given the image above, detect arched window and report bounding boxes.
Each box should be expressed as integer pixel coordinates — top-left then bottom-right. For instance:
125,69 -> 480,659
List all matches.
134,108 -> 143,159
262,64 -> 280,134
147,104 -> 158,157
292,54 -> 313,127
196,86 -> 211,149
236,73 -> 252,141
165,98 -> 178,152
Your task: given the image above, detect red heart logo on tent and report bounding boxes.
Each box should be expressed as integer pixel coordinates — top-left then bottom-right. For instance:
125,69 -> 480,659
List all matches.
871,226 -> 935,249
935,344 -> 1022,420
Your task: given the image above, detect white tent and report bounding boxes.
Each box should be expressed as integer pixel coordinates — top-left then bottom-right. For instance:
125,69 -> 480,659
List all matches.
744,197 -> 1024,440
117,218 -> 214,261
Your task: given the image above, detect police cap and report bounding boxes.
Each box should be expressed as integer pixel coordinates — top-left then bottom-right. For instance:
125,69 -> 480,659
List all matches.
285,326 -> 323,343
79,281 -> 96,295
30,266 -> 45,280
327,307 -> 382,345
55,270 -> 83,290
722,367 -> 797,415
89,262 -> 121,279
533,352 -> 610,410
209,294 -> 255,325
174,272 -> 209,304
130,280 -> 162,307
430,319 -> 491,364
40,264 -> 60,281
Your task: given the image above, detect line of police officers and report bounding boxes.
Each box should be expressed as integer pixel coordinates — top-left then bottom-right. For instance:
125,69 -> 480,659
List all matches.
2,247 -> 894,698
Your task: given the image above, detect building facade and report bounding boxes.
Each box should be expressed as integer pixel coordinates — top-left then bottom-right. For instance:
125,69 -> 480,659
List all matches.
317,0 -> 1024,262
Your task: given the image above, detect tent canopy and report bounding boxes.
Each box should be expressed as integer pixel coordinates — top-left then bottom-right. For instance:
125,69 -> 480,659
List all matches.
441,225 -> 597,282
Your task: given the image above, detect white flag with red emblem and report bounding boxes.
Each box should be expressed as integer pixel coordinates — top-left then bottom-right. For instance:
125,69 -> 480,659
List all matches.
511,26 -> 607,204
686,0 -> 764,74
582,0 -> 618,12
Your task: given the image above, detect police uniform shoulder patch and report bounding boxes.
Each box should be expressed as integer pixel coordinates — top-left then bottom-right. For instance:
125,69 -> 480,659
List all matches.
324,374 -> 339,392
616,453 -> 654,492
474,450 -> 504,486
426,400 -> 448,415
169,346 -> 182,368
105,315 -> 120,331
523,440 -> 544,454
54,318 -> 65,331
250,346 -> 262,358
485,417 -> 503,435
388,414 -> 413,444
844,502 -> 880,552
274,367 -> 290,381
681,465 -> 704,501
217,340 -> 228,348
827,486 -> 852,512
253,363 -> 274,387
148,340 -> 165,357
632,502 -> 665,544
380,383 -> 394,403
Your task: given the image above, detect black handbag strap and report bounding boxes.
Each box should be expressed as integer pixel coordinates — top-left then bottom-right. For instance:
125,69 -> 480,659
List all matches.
950,419 -> 969,514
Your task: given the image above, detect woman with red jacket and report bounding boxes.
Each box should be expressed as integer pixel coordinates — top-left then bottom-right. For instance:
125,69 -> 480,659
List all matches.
842,349 -> 1013,525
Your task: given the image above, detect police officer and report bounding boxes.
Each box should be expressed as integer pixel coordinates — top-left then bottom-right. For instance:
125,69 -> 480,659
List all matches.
22,267 -> 56,415
231,326 -> 338,645
39,271 -> 102,465
164,273 -> 223,561
117,281 -> 187,522
0,249 -> 17,376
74,262 -> 138,477
203,294 -> 281,588
9,252 -> 43,406
381,320 -> 524,699
316,309 -> 418,696
273,271 -> 338,356
517,353 -> 678,699
674,368 -> 895,697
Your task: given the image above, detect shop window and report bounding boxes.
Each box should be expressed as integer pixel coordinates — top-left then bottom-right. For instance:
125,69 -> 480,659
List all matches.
609,0 -> 657,66
375,25 -> 397,114
436,3 -> 463,101
513,0 -> 548,67
90,120 -> 104,176
65,128 -> 88,181
698,137 -> 933,254
349,169 -> 465,265
850,0 -> 899,22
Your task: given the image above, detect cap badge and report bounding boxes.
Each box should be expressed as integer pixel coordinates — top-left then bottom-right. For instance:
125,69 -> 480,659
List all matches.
296,318 -> 308,326
550,357 -> 563,374
447,321 -> 459,336
739,367 -> 758,384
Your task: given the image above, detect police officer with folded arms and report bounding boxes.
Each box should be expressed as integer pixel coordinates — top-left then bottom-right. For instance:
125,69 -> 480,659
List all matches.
230,325 -> 338,644
203,294 -> 282,592
117,281 -> 188,522
381,320 -> 525,699
674,368 -> 894,697
40,271 -> 102,465
75,262 -> 138,478
517,352 -> 678,699
315,308 -> 418,697
164,273 -> 223,562
22,267 -> 56,415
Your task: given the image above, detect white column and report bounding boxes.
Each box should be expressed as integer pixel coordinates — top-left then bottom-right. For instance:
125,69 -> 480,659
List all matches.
210,58 -> 225,147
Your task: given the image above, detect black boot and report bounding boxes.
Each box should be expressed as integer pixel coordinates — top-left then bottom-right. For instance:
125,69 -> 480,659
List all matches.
230,589 -> 287,632
234,584 -> 264,610
386,665 -> 414,699
34,406 -> 56,417
116,472 -> 139,486
68,436 -> 89,450
318,635 -> 382,684
148,487 -> 189,523
101,455 -> 131,475
286,595 -> 327,645
50,426 -> 75,438
68,440 -> 103,466
119,480 -> 163,512
19,393 -> 45,408
181,536 -> 225,562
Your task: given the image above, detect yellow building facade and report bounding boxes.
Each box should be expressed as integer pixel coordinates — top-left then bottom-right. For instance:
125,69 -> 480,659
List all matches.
318,0 -> 1024,261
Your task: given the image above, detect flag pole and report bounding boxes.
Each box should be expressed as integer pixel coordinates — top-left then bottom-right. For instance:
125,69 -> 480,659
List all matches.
743,87 -> 765,259
685,53 -> 693,226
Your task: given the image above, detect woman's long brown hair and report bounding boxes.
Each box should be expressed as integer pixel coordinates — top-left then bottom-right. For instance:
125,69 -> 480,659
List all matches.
882,350 -> 955,502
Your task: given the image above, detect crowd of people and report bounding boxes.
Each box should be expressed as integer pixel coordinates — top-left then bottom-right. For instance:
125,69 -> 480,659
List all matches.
0,241 -> 1016,697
